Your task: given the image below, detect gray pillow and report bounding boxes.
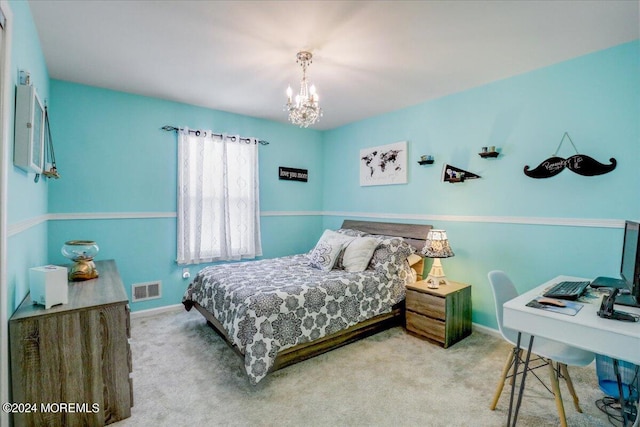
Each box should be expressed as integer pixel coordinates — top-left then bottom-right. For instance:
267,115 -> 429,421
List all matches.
341,237 -> 379,272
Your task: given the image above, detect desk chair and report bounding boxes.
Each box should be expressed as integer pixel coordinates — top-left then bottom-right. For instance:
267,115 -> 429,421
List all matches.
488,270 -> 595,427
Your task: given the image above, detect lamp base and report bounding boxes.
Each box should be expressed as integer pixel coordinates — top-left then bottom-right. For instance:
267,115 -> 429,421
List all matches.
425,258 -> 450,289
425,274 -> 451,289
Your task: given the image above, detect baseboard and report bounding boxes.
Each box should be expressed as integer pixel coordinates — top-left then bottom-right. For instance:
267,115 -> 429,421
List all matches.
130,303 -> 184,319
472,322 -> 501,339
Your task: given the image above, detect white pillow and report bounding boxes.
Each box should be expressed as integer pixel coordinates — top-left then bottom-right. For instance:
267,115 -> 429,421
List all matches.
308,230 -> 354,271
341,237 -> 380,272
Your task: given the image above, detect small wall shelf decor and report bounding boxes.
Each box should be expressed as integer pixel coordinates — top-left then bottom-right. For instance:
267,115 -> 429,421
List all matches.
479,151 -> 499,158
479,146 -> 499,158
524,132 -> 617,179
418,155 -> 434,165
442,164 -> 481,183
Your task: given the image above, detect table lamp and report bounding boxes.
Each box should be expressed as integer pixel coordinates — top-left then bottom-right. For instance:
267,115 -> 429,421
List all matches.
421,229 -> 455,288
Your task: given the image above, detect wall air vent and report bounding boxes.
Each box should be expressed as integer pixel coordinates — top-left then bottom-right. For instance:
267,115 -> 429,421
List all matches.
131,281 -> 162,302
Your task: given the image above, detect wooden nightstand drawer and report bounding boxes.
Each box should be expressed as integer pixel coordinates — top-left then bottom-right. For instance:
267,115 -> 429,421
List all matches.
406,311 -> 445,343
406,290 -> 445,320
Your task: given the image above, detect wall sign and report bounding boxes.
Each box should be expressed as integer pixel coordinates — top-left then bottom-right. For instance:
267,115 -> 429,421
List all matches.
524,132 -> 617,179
279,167 -> 308,182
524,154 -> 617,178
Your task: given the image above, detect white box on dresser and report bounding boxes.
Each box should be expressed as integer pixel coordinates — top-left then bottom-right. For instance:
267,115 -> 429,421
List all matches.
29,265 -> 68,309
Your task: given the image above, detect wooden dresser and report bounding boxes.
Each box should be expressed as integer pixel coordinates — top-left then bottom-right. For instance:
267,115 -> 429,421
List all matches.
9,260 -> 132,426
405,280 -> 472,348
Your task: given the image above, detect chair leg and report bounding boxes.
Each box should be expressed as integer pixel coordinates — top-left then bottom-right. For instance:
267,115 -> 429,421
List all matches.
491,349 -> 515,410
560,363 -> 582,413
548,360 -> 568,427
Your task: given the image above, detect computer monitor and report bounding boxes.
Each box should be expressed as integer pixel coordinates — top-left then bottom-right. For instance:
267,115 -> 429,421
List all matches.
617,220 -> 640,308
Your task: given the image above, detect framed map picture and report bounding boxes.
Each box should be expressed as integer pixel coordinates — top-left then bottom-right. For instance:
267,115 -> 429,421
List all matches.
360,141 -> 408,186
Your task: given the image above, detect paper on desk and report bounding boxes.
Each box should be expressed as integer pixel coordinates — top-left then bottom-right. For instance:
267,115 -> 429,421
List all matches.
526,296 -> 584,316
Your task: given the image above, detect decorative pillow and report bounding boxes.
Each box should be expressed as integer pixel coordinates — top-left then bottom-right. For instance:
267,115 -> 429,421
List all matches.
341,237 -> 380,272
368,237 -> 415,277
334,228 -> 368,269
407,253 -> 423,267
308,230 -> 354,271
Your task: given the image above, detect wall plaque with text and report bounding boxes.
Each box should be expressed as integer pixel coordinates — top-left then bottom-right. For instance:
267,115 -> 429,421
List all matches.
279,167 -> 308,182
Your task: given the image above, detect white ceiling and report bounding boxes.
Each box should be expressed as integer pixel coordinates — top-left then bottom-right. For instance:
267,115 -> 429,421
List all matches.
28,1 -> 639,130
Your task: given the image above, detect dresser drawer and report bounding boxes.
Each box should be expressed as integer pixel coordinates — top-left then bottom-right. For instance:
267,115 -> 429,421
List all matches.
406,289 -> 445,320
406,311 -> 446,344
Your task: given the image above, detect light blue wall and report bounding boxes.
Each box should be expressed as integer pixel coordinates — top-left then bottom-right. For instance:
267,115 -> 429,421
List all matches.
46,81 -> 324,311
322,41 -> 640,328
5,5 -> 638,331
6,0 -> 50,314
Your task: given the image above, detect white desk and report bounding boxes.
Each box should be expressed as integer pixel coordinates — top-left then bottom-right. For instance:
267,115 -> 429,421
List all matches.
504,275 -> 640,365
503,275 -> 640,426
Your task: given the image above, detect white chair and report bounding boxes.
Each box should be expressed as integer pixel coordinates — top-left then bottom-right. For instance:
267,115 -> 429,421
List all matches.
488,270 -> 595,427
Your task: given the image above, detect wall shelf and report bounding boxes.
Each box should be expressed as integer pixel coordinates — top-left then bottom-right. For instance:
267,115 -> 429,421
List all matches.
479,151 -> 499,158
447,177 -> 465,183
418,159 -> 435,165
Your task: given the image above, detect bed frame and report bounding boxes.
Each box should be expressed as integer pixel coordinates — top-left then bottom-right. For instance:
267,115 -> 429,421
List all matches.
191,220 -> 432,373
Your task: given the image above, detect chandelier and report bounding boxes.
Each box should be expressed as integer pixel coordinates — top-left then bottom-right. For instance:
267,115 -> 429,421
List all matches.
285,51 -> 322,128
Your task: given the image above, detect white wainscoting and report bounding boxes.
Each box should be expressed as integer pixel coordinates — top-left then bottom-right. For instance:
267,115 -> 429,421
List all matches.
7,214 -> 48,236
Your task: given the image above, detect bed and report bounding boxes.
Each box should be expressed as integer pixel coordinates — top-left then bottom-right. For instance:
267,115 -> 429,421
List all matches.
182,220 -> 432,384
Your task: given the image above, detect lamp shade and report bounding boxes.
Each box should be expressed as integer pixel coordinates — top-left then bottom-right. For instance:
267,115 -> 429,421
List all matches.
421,229 -> 454,258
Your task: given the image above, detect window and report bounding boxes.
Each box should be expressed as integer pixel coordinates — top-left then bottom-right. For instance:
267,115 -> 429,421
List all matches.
176,129 -> 262,264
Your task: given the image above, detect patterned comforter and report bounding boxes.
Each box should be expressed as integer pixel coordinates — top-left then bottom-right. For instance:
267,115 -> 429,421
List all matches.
182,253 -> 414,384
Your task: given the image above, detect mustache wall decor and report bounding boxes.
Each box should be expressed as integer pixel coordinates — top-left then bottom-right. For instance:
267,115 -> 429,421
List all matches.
524,154 -> 617,178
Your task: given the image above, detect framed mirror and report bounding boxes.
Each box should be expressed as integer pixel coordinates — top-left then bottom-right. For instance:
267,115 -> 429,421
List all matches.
14,84 -> 45,173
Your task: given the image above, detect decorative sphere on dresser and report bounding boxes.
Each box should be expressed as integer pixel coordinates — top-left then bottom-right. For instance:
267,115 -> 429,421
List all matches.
61,240 -> 99,281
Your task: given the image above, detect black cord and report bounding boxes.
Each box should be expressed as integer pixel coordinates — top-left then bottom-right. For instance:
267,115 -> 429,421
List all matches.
596,396 -> 624,426
595,397 -> 638,426
594,365 -> 639,426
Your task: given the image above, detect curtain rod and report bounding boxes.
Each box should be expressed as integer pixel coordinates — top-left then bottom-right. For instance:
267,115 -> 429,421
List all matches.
161,125 -> 269,145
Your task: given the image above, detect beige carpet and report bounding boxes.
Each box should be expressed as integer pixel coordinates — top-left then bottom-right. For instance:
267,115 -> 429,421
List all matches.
113,309 -> 615,427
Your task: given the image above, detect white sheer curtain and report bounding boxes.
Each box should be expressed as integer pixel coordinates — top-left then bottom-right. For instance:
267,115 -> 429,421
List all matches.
177,128 -> 262,265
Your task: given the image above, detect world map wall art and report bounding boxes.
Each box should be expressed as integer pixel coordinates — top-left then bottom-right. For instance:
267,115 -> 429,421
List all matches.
360,141 -> 408,186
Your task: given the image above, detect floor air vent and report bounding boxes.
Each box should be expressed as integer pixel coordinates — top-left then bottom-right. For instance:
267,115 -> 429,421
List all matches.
132,281 -> 162,302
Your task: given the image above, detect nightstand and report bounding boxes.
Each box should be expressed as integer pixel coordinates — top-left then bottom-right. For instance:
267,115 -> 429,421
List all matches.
405,280 -> 472,348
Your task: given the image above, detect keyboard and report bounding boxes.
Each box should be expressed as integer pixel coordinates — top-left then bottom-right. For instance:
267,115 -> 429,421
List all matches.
543,280 -> 591,300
